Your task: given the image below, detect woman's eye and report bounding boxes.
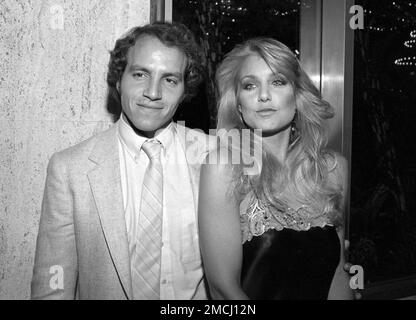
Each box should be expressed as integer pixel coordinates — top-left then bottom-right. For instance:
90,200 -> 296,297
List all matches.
243,83 -> 256,90
272,79 -> 286,86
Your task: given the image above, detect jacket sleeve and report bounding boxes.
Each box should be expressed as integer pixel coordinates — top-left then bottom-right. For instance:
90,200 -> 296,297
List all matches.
31,152 -> 78,299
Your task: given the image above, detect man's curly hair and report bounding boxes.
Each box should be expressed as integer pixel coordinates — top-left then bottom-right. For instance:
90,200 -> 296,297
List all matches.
107,22 -> 205,103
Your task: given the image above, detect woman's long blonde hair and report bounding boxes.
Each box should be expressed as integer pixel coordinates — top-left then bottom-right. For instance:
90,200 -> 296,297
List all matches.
216,38 -> 343,225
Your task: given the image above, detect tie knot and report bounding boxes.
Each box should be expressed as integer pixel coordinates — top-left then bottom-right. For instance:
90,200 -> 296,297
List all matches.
142,139 -> 162,160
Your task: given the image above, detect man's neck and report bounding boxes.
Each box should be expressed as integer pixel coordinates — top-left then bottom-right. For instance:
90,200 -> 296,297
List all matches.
122,112 -> 171,138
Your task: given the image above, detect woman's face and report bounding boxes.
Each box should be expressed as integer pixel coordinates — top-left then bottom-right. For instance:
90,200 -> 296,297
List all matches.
237,54 -> 296,135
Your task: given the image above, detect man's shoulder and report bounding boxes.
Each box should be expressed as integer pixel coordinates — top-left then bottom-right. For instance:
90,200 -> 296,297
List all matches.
174,122 -> 216,146
175,122 -> 209,137
51,124 -> 117,163
173,122 -> 217,165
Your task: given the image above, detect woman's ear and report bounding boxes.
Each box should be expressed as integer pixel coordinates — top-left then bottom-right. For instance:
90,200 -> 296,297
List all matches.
237,104 -> 245,126
237,104 -> 242,113
116,81 -> 120,93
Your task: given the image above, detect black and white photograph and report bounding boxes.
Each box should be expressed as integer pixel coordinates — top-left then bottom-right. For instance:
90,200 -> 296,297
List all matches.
1,0 -> 415,304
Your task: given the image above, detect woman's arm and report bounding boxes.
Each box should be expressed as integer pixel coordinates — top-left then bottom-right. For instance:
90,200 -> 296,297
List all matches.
198,155 -> 249,300
328,226 -> 354,299
327,153 -> 354,300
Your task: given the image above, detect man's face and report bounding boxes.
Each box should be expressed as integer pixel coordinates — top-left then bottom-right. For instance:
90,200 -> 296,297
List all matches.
118,35 -> 187,137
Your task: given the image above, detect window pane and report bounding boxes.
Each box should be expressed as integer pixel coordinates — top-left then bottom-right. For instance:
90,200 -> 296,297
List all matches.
173,0 -> 301,131
350,0 -> 416,285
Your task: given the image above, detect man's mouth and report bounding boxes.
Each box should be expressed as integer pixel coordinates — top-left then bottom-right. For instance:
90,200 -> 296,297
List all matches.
137,103 -> 163,110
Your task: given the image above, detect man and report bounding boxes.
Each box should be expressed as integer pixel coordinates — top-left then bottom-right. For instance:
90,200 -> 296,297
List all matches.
31,22 -> 213,300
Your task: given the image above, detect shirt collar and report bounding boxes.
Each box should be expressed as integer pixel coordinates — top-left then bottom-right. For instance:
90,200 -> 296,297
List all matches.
117,114 -> 175,160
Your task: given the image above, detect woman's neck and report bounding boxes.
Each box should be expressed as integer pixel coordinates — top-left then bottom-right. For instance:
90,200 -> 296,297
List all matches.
261,126 -> 291,164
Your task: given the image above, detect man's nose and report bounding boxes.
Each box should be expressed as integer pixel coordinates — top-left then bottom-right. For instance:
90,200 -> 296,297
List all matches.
143,79 -> 162,101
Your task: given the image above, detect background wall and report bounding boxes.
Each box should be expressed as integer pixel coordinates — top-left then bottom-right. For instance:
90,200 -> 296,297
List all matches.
0,0 -> 150,299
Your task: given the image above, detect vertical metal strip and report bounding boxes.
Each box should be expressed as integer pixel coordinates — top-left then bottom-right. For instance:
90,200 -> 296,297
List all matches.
321,0 -> 354,238
150,0 -> 165,23
300,0 -> 323,91
164,0 -> 173,22
301,0 -> 354,238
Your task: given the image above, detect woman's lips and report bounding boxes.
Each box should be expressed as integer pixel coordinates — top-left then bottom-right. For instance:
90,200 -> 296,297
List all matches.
256,108 -> 277,117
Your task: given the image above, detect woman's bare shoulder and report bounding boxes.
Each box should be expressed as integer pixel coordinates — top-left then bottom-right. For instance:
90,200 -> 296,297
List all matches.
201,146 -> 237,177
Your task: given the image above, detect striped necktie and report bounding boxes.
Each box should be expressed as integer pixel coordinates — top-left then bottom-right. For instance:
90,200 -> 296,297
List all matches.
131,139 -> 163,299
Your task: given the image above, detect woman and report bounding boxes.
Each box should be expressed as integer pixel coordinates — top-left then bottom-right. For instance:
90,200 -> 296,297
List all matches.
198,38 -> 353,299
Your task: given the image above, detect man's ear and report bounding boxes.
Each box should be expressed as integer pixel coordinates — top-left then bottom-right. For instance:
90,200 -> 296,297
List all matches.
179,93 -> 186,105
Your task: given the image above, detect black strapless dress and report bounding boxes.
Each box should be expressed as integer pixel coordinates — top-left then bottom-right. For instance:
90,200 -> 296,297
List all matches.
241,226 -> 340,300
239,192 -> 341,300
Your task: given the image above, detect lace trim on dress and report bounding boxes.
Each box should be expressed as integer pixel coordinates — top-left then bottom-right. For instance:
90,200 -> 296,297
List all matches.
240,192 -> 333,243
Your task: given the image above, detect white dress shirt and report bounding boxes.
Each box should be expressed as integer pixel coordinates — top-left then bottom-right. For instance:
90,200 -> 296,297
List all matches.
117,115 -> 207,300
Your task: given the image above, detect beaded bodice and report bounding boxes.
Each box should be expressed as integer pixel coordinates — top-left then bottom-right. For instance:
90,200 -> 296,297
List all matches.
240,191 -> 333,243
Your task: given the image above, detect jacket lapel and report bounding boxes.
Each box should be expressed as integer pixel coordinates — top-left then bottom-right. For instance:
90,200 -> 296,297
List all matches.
175,124 -> 200,207
87,126 -> 133,299
175,123 -> 217,211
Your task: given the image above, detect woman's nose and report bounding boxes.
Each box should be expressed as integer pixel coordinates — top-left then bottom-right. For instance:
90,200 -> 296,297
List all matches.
258,86 -> 271,102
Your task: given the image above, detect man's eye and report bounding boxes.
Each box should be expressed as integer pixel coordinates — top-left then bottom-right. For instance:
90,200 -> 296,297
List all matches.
166,78 -> 178,85
166,78 -> 178,84
133,72 -> 145,78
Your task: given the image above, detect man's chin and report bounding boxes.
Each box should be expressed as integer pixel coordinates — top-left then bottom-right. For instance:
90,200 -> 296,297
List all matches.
131,122 -> 171,138
122,112 -> 173,137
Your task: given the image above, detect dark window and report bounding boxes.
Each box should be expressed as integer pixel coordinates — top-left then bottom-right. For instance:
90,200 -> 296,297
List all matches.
350,0 -> 416,286
173,0 -> 300,131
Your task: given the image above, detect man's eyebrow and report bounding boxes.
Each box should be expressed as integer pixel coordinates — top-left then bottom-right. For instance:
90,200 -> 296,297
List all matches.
128,64 -> 148,72
164,72 -> 184,79
128,64 -> 183,78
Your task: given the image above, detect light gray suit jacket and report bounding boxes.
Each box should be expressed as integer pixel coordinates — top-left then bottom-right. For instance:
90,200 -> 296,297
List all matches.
31,123 -> 213,299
